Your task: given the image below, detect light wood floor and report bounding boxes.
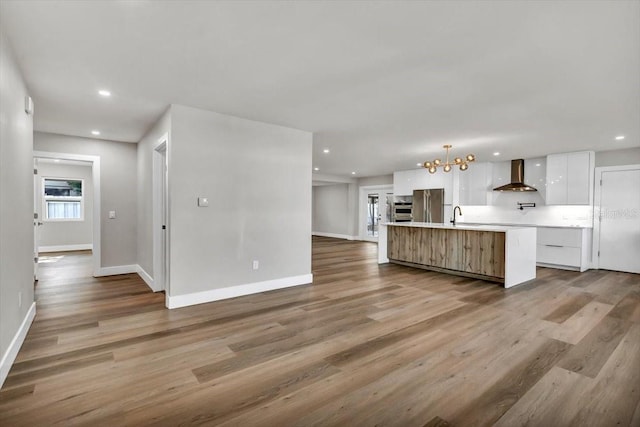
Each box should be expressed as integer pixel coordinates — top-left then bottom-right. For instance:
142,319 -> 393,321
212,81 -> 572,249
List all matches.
1,238 -> 639,426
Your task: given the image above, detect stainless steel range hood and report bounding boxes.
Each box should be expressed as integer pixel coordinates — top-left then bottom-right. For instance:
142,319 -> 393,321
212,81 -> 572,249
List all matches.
493,159 -> 538,192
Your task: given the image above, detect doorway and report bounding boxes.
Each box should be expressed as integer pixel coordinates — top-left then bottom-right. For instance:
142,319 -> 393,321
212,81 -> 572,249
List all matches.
593,165 -> 640,274
359,185 -> 393,242
153,135 -> 169,295
33,151 -> 101,277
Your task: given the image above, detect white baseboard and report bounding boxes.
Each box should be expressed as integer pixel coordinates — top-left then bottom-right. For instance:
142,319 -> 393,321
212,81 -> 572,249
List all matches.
166,273 -> 313,309
94,264 -> 138,277
0,302 -> 36,388
39,243 -> 93,253
312,232 -> 359,241
136,265 -> 161,292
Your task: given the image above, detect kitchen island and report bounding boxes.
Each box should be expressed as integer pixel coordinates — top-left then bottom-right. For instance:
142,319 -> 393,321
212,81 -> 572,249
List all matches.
378,222 -> 536,288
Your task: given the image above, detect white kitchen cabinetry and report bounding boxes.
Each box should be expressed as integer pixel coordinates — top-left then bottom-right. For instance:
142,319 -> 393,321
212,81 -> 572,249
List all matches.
536,226 -> 591,272
525,157 -> 546,193
459,162 -> 492,205
545,151 -> 594,205
393,169 -> 453,204
393,170 -> 417,197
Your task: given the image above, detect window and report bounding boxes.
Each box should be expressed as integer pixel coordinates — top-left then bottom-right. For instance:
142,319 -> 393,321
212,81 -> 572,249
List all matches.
43,178 -> 84,221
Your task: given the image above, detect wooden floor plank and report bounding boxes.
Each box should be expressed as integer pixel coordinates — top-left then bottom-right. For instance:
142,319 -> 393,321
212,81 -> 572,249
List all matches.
543,292 -> 594,323
450,338 -> 571,426
544,300 -> 614,344
557,315 -> 632,378
568,323 -> 640,426
608,291 -> 640,323
493,366 -> 594,427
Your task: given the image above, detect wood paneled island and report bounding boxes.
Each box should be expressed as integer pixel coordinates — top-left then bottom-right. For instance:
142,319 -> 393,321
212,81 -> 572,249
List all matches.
378,222 -> 536,287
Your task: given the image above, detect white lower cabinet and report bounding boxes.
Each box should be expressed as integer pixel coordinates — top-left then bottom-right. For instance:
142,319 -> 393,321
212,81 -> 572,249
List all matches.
536,227 -> 591,272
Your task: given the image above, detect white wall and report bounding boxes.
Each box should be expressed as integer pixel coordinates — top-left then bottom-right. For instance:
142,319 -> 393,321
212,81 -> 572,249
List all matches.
137,108 -> 171,277
165,104 -> 312,306
37,162 -> 93,250
312,174 -> 393,239
358,174 -> 393,187
312,184 -> 350,237
34,132 -> 137,268
0,31 -> 35,386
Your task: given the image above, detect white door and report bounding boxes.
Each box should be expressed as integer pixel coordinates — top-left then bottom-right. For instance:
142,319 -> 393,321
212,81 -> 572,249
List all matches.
597,168 -> 640,273
361,186 -> 393,242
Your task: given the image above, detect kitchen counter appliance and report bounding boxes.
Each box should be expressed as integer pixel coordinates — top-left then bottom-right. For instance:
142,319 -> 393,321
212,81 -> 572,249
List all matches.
393,201 -> 413,222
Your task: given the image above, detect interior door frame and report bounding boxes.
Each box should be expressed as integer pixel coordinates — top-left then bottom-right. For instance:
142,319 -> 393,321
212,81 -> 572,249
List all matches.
153,134 -> 170,300
33,151 -> 101,277
33,158 -> 40,282
592,164 -> 640,270
359,185 -> 393,242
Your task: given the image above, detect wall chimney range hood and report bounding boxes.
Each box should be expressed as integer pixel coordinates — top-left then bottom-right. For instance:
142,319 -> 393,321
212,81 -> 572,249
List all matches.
493,159 -> 537,192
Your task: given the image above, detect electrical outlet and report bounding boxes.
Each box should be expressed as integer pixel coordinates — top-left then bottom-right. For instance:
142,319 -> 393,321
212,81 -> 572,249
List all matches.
252,260 -> 259,270
18,291 -> 22,308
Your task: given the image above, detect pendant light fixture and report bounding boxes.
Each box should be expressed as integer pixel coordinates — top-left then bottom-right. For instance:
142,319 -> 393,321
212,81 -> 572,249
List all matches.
423,144 -> 475,174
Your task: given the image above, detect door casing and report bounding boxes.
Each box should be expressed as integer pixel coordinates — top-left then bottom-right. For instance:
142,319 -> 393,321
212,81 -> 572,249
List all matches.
153,134 -> 170,300
33,151 -> 101,277
359,185 -> 393,242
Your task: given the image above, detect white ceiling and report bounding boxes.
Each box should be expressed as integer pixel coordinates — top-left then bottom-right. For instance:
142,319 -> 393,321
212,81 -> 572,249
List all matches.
1,0 -> 638,177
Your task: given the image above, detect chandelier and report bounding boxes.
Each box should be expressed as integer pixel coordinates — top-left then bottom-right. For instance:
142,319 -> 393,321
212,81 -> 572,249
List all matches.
423,144 -> 475,174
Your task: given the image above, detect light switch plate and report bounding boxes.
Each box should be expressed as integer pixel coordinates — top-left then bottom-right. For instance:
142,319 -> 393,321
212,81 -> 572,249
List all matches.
198,197 -> 209,207
109,211 -> 116,219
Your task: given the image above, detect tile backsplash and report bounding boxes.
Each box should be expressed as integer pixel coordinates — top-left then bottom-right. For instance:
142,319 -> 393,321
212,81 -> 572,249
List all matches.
457,205 -> 593,227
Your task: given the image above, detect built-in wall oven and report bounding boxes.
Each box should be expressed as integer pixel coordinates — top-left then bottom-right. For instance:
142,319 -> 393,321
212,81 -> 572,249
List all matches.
393,201 -> 413,222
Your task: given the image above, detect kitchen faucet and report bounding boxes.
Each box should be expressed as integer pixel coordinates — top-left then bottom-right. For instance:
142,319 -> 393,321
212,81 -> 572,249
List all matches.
451,205 -> 462,226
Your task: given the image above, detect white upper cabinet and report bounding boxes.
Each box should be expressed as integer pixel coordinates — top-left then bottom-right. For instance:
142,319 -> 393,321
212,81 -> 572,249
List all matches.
546,155 -> 568,203
524,158 -> 546,192
393,168 -> 453,204
566,152 -> 593,204
393,169 -> 418,196
459,162 -> 493,205
546,151 -> 594,205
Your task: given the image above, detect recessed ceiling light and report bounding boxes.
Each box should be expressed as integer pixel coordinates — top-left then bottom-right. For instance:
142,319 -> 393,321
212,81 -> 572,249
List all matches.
493,152 -> 500,156
615,135 -> 625,140
314,167 -> 319,171
91,130 -> 100,135
98,90 -> 111,97
535,163 -> 541,167
323,149 -> 330,154
351,171 -> 356,175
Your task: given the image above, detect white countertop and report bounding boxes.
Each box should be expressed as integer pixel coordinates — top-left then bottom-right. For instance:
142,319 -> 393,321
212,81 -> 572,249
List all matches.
383,222 -> 530,232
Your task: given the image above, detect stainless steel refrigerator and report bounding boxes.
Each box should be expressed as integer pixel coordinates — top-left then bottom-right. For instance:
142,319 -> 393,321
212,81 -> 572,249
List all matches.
412,189 -> 444,223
